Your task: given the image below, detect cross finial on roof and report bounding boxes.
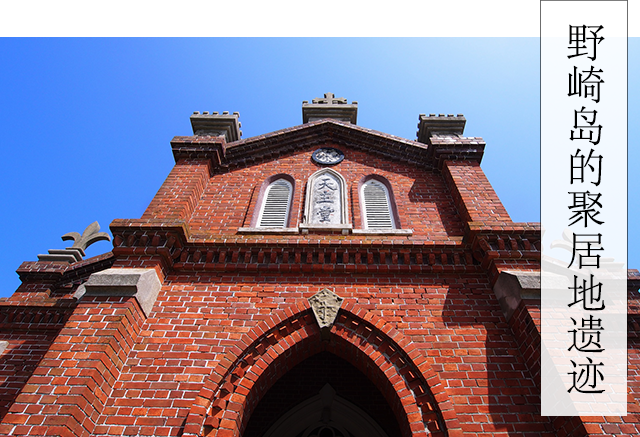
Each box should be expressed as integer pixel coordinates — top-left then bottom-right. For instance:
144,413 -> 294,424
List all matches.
312,92 -> 348,105
302,92 -> 357,124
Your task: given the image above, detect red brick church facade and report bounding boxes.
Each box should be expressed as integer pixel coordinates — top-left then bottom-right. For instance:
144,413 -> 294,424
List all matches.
1,94 -> 638,437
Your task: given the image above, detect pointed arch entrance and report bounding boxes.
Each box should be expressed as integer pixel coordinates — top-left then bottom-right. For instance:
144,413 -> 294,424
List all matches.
260,383 -> 389,437
244,354 -> 397,437
182,302 -> 462,437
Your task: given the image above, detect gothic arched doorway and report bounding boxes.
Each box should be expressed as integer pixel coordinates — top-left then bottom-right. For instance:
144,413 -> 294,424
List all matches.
242,352 -> 402,437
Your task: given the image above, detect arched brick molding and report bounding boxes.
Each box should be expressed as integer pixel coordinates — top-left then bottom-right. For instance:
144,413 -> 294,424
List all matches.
249,174 -> 297,228
356,174 -> 402,230
182,301 -> 463,437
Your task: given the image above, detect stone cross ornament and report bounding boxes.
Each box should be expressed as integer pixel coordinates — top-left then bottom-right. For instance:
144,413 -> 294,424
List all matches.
302,92 -> 358,124
312,92 -> 348,105
308,288 -> 344,329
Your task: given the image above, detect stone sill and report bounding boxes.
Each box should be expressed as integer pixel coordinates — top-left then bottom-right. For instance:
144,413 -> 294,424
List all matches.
236,226 -> 412,236
352,229 -> 413,236
299,224 -> 353,235
237,227 -> 300,234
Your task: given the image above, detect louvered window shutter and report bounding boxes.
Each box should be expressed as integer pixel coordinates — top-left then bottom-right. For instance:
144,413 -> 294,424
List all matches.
258,179 -> 292,227
362,180 -> 395,229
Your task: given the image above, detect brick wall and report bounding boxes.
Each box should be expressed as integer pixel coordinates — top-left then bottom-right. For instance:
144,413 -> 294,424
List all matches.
1,128 -> 637,437
0,327 -> 64,421
167,146 -> 466,242
142,159 -> 212,221
1,296 -> 146,437
70,273 -> 555,437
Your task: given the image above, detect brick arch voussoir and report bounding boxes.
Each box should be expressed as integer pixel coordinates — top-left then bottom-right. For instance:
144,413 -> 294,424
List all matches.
341,302 -> 463,437
182,301 -> 310,437
182,300 -> 462,437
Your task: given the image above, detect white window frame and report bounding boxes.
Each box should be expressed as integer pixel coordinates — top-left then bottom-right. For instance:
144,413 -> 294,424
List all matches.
361,179 -> 396,230
301,169 -> 351,234
256,178 -> 293,228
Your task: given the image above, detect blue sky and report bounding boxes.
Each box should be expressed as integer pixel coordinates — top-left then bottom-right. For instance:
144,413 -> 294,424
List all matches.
0,37 -> 635,296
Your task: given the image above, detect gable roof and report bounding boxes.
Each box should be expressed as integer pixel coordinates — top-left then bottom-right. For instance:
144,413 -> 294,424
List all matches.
171,119 -> 486,174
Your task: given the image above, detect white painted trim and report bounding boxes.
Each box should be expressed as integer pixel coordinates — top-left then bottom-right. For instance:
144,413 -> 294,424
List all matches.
237,227 -> 299,234
257,178 -> 293,228
361,179 -> 395,229
352,229 -> 412,235
303,168 -> 350,227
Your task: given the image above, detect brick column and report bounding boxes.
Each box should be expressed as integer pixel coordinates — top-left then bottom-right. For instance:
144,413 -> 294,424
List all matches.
442,161 -> 511,223
493,271 -> 541,377
492,271 -> 591,437
0,269 -> 161,437
141,158 -> 211,221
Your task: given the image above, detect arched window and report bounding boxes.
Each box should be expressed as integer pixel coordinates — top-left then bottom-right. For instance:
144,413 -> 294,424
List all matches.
361,178 -> 396,229
256,178 -> 293,228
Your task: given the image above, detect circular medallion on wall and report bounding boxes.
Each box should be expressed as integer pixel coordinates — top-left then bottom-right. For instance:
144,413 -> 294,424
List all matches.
312,148 -> 344,165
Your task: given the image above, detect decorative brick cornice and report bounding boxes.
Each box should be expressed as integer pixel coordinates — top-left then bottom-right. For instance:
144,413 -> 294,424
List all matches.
466,221 -> 541,237
109,219 -> 544,279
170,119 -> 482,174
16,252 -> 115,287
464,221 -> 541,283
429,135 -> 486,169
0,300 -> 76,331
109,219 -> 483,275
414,114 -> 485,169
170,135 -> 226,168
628,269 -> 640,292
